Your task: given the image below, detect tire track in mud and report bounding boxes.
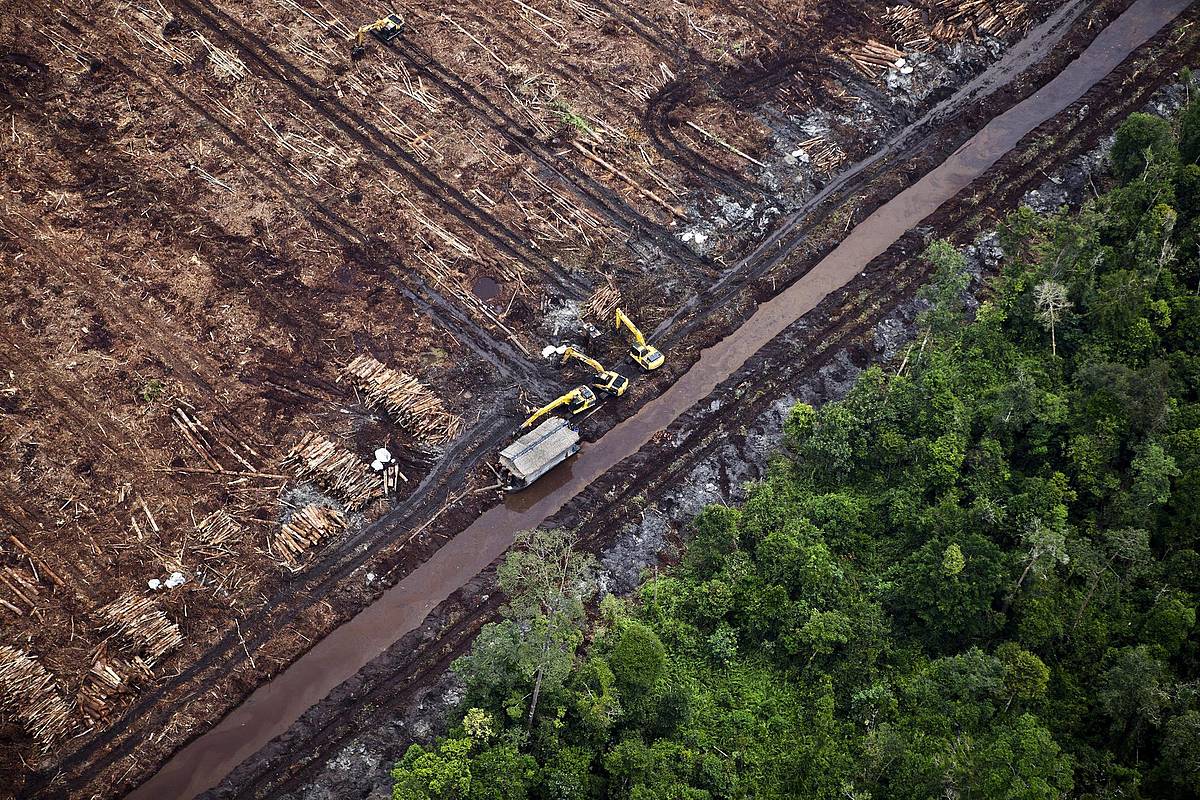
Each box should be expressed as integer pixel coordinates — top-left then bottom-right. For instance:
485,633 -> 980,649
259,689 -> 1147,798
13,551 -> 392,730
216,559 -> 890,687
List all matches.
168,0 -> 590,302
218,246 -> 930,800
379,30 -> 706,269
33,411 -> 518,796
290,0 -> 705,268
32,0 -> 1185,791
55,30 -> 552,394
115,2 -> 1193,797
406,0 -> 805,207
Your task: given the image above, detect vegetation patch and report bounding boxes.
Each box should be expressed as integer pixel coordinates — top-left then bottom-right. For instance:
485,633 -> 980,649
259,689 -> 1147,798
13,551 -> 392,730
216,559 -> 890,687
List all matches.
390,102 -> 1200,800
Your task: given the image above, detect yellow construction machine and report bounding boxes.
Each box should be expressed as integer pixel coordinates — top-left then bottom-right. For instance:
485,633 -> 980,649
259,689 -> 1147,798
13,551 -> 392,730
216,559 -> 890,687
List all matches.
349,14 -> 404,57
556,345 -> 629,396
614,308 -> 665,371
520,386 -> 598,429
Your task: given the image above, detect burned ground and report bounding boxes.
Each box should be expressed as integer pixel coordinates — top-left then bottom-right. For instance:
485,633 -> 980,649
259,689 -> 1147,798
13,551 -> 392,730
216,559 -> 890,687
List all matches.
0,0 -> 1137,797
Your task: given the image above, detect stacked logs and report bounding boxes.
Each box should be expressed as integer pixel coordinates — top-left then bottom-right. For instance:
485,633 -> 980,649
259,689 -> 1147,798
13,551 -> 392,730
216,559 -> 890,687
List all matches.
283,432 -> 382,511
273,504 -> 348,567
0,646 -> 73,749
883,5 -> 934,52
194,509 -> 242,559
342,355 -> 463,446
581,276 -> 621,323
846,39 -> 907,79
933,0 -> 1029,40
96,593 -> 184,665
793,136 -> 845,173
77,654 -> 152,722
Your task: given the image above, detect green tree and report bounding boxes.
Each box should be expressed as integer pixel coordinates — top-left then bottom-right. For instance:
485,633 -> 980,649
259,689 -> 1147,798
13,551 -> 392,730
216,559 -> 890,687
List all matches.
607,620 -> 666,696
1096,646 -> 1172,741
497,528 -> 597,731
1179,98 -> 1200,165
1152,710 -> 1200,797
995,642 -> 1050,709
1110,112 -> 1178,183
968,714 -> 1073,799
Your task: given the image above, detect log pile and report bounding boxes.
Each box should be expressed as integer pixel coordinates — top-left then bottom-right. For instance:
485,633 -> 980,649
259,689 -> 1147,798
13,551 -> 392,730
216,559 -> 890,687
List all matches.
194,509 -> 242,559
273,504 -> 348,567
933,0 -> 1029,40
342,355 -> 463,446
0,646 -> 73,749
793,136 -> 845,173
283,432 -> 382,510
884,5 -> 934,52
846,39 -> 906,80
77,654 -> 152,722
96,593 -> 184,665
581,276 -> 621,323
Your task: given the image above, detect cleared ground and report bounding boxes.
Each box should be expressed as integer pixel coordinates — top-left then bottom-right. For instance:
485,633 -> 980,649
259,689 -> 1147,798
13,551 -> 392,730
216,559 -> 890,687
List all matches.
0,0 -> 1085,795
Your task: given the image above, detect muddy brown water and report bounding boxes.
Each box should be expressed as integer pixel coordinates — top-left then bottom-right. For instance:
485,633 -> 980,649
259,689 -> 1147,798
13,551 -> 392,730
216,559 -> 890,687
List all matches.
126,2 -> 1191,797
471,275 -> 501,302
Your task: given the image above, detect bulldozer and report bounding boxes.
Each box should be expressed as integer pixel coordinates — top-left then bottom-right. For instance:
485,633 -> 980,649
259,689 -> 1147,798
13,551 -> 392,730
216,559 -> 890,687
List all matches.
348,14 -> 404,58
520,386 -> 598,429
614,308 -> 665,371
552,345 -> 629,396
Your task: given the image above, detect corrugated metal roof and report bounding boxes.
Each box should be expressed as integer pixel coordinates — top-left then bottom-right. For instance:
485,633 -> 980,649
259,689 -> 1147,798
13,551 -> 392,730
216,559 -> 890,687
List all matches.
500,418 -> 579,478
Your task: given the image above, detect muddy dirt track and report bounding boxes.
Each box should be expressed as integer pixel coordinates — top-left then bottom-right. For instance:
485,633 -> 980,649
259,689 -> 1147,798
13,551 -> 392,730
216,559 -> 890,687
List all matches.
0,0 -> 1193,797
117,0 -> 1199,798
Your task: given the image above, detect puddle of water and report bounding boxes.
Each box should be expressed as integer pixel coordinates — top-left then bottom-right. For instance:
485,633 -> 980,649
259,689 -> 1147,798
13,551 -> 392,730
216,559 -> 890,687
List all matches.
472,276 -> 501,302
125,2 -> 1191,797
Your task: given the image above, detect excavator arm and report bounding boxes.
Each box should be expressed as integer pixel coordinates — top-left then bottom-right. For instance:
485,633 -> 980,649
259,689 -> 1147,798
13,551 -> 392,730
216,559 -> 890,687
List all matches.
520,386 -> 597,429
349,14 -> 404,53
561,346 -> 629,397
560,346 -> 607,375
614,308 -> 645,346
613,308 -> 665,371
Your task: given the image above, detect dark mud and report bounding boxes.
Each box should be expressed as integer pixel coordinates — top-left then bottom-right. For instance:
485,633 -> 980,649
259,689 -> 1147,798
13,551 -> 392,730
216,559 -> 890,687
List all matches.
226,31 -> 1200,800
114,2 -> 1194,799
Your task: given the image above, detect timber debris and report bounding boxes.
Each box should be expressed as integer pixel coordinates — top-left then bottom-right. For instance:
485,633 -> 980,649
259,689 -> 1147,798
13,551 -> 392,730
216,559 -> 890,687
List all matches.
581,275 -> 622,323
194,510 -> 243,560
342,355 -> 463,446
283,432 -> 383,510
0,646 -> 73,749
273,504 -> 348,567
936,0 -> 1030,39
847,39 -> 907,80
77,653 -> 152,722
0,566 -> 41,616
792,136 -> 846,173
96,593 -> 185,665
883,5 -> 934,52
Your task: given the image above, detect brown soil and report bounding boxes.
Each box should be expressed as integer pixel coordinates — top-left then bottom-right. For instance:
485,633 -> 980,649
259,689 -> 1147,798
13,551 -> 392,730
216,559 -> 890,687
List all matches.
190,6 -> 1200,800
0,0 -> 1129,796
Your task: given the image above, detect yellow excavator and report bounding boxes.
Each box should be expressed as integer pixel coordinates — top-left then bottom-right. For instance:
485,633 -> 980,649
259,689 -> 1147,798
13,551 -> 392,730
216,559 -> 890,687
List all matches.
556,345 -> 629,396
520,386 -> 598,429
614,308 -> 665,371
349,14 -> 404,58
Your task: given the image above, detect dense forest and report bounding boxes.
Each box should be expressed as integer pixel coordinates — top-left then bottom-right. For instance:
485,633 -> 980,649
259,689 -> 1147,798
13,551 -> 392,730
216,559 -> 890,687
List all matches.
389,99 -> 1200,799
